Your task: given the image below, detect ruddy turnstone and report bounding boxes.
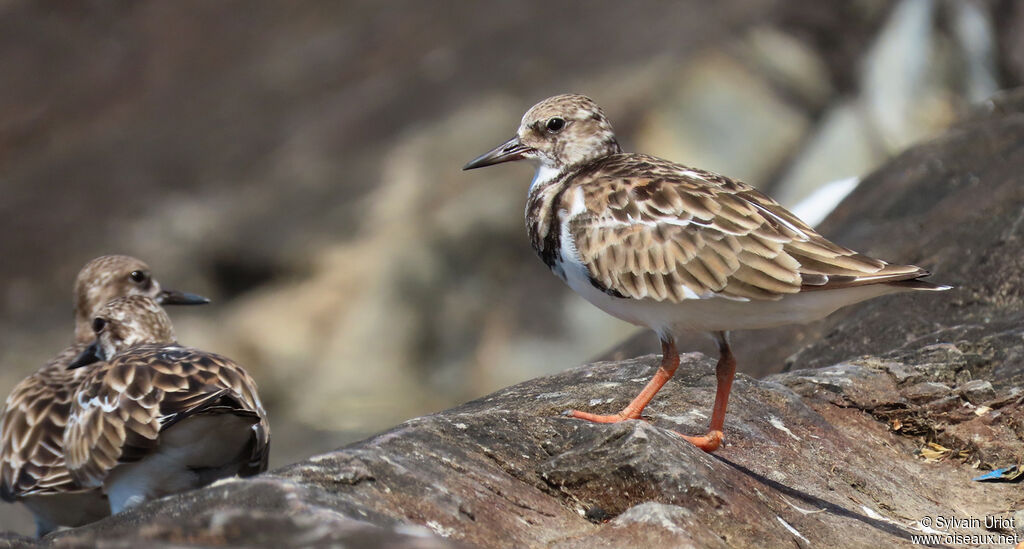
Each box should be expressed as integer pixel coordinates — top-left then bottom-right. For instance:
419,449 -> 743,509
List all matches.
0,255 -> 208,535
464,94 -> 950,452
64,295 -> 269,514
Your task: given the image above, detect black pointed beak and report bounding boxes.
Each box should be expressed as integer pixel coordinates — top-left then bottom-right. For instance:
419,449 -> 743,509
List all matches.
463,136 -> 532,170
67,342 -> 101,370
156,289 -> 210,306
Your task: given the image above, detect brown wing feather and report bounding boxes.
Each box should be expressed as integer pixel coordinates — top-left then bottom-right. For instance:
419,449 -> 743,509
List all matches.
64,344 -> 269,488
0,344 -> 97,499
566,154 -> 928,303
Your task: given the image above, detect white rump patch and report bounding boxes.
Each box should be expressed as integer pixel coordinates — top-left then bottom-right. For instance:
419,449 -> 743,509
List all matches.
790,176 -> 860,227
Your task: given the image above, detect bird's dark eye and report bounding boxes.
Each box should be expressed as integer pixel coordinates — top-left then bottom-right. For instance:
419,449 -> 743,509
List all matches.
546,117 -> 565,133
129,271 -> 146,283
92,318 -> 107,333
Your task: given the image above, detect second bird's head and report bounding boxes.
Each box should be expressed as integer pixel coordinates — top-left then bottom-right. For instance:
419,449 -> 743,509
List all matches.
73,255 -> 209,343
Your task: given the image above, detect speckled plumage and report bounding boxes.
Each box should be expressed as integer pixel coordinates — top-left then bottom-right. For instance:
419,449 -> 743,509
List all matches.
535,153 -> 930,303
500,95 -> 939,310
465,93 -> 949,452
0,255 -> 208,534
0,345 -> 92,498
64,296 -> 268,512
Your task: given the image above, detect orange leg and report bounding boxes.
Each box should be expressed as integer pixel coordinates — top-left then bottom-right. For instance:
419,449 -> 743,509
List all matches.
566,332 -> 736,453
566,337 -> 679,422
676,332 -> 735,452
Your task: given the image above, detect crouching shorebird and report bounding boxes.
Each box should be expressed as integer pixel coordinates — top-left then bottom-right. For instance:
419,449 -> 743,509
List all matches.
64,296 -> 269,514
464,94 -> 950,452
0,255 -> 209,535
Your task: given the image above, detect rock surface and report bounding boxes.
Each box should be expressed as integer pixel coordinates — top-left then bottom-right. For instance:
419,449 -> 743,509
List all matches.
4,88 -> 1024,549
15,350 -> 1023,548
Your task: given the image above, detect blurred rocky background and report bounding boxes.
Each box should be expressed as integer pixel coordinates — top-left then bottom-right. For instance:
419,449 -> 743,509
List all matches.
0,0 -> 1021,534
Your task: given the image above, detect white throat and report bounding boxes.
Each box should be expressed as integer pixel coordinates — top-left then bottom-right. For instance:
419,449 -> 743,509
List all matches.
530,162 -> 562,191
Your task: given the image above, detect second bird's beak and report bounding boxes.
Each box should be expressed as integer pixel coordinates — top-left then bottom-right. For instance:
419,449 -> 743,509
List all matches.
463,136 -> 532,170
156,289 -> 210,306
67,342 -> 101,370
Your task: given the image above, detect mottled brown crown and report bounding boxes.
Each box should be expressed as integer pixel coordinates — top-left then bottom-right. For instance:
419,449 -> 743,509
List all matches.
73,255 -> 165,343
91,296 -> 177,360
517,94 -> 622,171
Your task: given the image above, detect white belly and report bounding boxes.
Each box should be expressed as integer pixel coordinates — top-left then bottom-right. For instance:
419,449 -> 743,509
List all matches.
104,414 -> 256,514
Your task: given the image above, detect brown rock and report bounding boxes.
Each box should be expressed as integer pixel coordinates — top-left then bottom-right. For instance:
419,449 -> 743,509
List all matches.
958,380 -> 996,405
24,347 -> 1019,548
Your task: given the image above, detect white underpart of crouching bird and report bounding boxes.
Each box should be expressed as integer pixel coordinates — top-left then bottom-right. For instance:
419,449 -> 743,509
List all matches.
103,414 -> 255,514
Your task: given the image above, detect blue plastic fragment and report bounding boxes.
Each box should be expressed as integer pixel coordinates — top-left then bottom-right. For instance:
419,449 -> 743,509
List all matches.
973,466 -> 1024,482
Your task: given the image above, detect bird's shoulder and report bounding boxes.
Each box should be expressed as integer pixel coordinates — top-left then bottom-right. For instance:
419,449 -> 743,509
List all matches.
560,153 -> 759,219
84,344 -> 260,410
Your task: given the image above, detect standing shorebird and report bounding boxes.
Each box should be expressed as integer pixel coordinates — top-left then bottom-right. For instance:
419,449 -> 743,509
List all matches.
0,255 -> 209,535
65,296 -> 269,514
464,94 -> 949,452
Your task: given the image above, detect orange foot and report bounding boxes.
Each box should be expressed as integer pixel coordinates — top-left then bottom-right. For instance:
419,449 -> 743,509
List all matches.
565,410 -> 723,452
563,409 -> 643,423
674,430 -> 723,453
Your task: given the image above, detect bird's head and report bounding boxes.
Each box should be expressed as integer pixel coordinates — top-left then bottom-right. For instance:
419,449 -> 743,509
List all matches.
463,94 -> 621,177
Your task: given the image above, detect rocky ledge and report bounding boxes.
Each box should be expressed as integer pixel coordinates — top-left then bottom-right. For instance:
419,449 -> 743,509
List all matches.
5,91 -> 1024,548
